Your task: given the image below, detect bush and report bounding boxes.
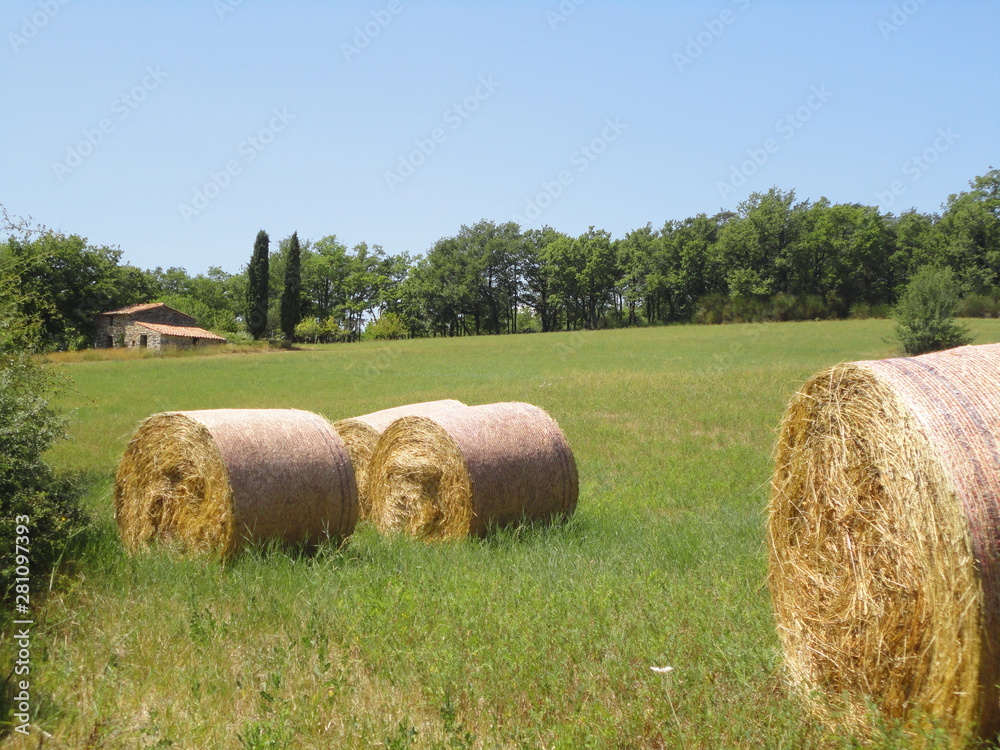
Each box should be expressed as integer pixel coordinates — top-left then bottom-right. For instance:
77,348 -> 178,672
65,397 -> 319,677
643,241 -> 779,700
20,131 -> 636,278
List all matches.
365,312 -> 410,341
515,307 -> 542,333
1,237 -> 88,600
691,293 -> 838,325
849,303 -> 873,319
893,265 -> 973,355
294,317 -> 326,343
957,291 -> 1000,319
0,353 -> 87,600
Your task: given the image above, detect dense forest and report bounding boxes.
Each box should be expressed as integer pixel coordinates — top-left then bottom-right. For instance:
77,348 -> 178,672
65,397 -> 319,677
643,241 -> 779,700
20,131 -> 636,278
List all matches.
2,169 -> 997,349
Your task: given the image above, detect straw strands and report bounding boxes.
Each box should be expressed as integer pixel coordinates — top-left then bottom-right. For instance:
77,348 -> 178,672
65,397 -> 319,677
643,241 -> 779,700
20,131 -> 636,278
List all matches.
115,409 -> 357,558
367,401 -> 578,540
334,400 -> 466,519
768,343 -> 1000,743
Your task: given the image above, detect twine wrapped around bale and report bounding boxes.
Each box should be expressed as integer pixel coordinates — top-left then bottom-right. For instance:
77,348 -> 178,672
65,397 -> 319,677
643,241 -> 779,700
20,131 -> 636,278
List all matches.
367,402 -> 578,540
768,343 -> 1000,742
334,400 -> 466,519
115,409 -> 357,558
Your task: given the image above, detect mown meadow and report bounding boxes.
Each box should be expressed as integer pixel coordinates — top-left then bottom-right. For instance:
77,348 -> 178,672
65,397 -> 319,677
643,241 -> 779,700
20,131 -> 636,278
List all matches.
7,319 -> 1000,749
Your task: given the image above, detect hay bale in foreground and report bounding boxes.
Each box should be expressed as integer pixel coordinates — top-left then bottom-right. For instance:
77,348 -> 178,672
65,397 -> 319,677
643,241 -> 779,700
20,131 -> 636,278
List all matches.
334,399 -> 466,519
367,402 -> 577,540
768,343 -> 1000,742
115,409 -> 357,558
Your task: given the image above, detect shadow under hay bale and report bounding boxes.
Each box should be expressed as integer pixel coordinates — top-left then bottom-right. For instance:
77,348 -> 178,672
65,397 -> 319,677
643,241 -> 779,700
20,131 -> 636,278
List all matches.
334,399 -> 466,520
115,409 -> 357,558
367,401 -> 578,541
768,343 -> 1000,743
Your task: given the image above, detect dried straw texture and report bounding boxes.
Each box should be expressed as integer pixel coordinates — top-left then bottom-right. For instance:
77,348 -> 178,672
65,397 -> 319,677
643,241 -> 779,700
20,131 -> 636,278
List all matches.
367,402 -> 578,540
768,343 -> 1000,743
115,409 -> 357,558
334,400 -> 466,519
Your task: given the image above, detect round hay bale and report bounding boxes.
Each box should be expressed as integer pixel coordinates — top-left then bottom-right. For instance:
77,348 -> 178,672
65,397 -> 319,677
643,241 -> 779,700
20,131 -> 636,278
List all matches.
115,408 -> 357,558
334,399 -> 466,520
367,402 -> 578,540
768,343 -> 1000,741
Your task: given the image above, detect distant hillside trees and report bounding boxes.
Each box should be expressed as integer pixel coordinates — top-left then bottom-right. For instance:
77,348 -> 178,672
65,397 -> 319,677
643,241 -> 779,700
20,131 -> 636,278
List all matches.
2,169 -> 996,349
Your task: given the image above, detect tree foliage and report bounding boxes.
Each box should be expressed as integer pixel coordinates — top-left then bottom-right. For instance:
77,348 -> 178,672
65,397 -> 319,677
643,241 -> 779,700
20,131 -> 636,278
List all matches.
0,234 -> 156,350
246,229 -> 270,340
280,231 -> 302,340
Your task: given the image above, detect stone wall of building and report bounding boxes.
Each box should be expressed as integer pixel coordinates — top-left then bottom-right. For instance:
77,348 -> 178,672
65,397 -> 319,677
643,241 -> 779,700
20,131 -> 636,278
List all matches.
94,315 -> 122,348
122,325 -> 163,350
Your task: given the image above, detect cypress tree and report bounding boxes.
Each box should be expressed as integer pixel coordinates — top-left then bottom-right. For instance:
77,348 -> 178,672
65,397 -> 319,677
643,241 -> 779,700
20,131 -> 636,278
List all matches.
280,231 -> 302,340
246,229 -> 269,340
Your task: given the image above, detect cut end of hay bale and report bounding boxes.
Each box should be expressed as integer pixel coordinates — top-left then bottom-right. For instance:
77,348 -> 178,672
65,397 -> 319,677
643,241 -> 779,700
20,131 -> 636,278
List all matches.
115,409 -> 357,558
334,399 -> 466,520
768,352 -> 996,742
367,402 -> 578,541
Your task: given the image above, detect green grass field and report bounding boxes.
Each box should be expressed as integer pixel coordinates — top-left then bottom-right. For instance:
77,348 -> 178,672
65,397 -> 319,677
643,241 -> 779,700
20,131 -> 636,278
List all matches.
8,319 -> 1000,749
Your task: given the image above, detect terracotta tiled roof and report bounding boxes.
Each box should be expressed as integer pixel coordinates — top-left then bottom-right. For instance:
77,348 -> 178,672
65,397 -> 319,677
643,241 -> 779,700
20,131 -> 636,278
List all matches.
136,322 -> 227,341
100,302 -> 195,319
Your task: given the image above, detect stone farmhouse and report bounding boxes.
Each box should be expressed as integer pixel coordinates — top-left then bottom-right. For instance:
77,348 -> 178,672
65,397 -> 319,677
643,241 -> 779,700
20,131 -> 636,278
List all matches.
94,303 -> 227,351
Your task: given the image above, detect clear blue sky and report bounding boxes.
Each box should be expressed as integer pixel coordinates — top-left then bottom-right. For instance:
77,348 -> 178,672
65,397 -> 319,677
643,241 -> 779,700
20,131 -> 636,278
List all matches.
3,0 -> 998,275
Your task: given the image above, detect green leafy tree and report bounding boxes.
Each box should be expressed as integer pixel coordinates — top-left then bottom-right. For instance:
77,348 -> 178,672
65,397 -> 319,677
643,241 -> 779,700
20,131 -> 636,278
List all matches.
280,231 -> 303,340
246,229 -> 270,340
617,225 -> 657,326
521,227 -> 566,332
788,201 -> 893,314
578,227 -> 618,329
938,168 -> 1000,293
716,188 -> 803,298
301,235 -> 349,320
893,265 -> 972,355
153,266 -> 242,333
649,214 -> 722,323
408,236 -> 480,336
374,251 -> 415,324
1,233 -> 156,350
540,233 -> 587,330
464,220 -> 521,334
342,242 -> 385,340
888,210 -> 944,282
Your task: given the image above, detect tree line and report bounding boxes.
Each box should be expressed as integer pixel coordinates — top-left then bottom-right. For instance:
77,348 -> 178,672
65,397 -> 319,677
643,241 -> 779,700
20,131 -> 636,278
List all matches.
2,169 -> 997,349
